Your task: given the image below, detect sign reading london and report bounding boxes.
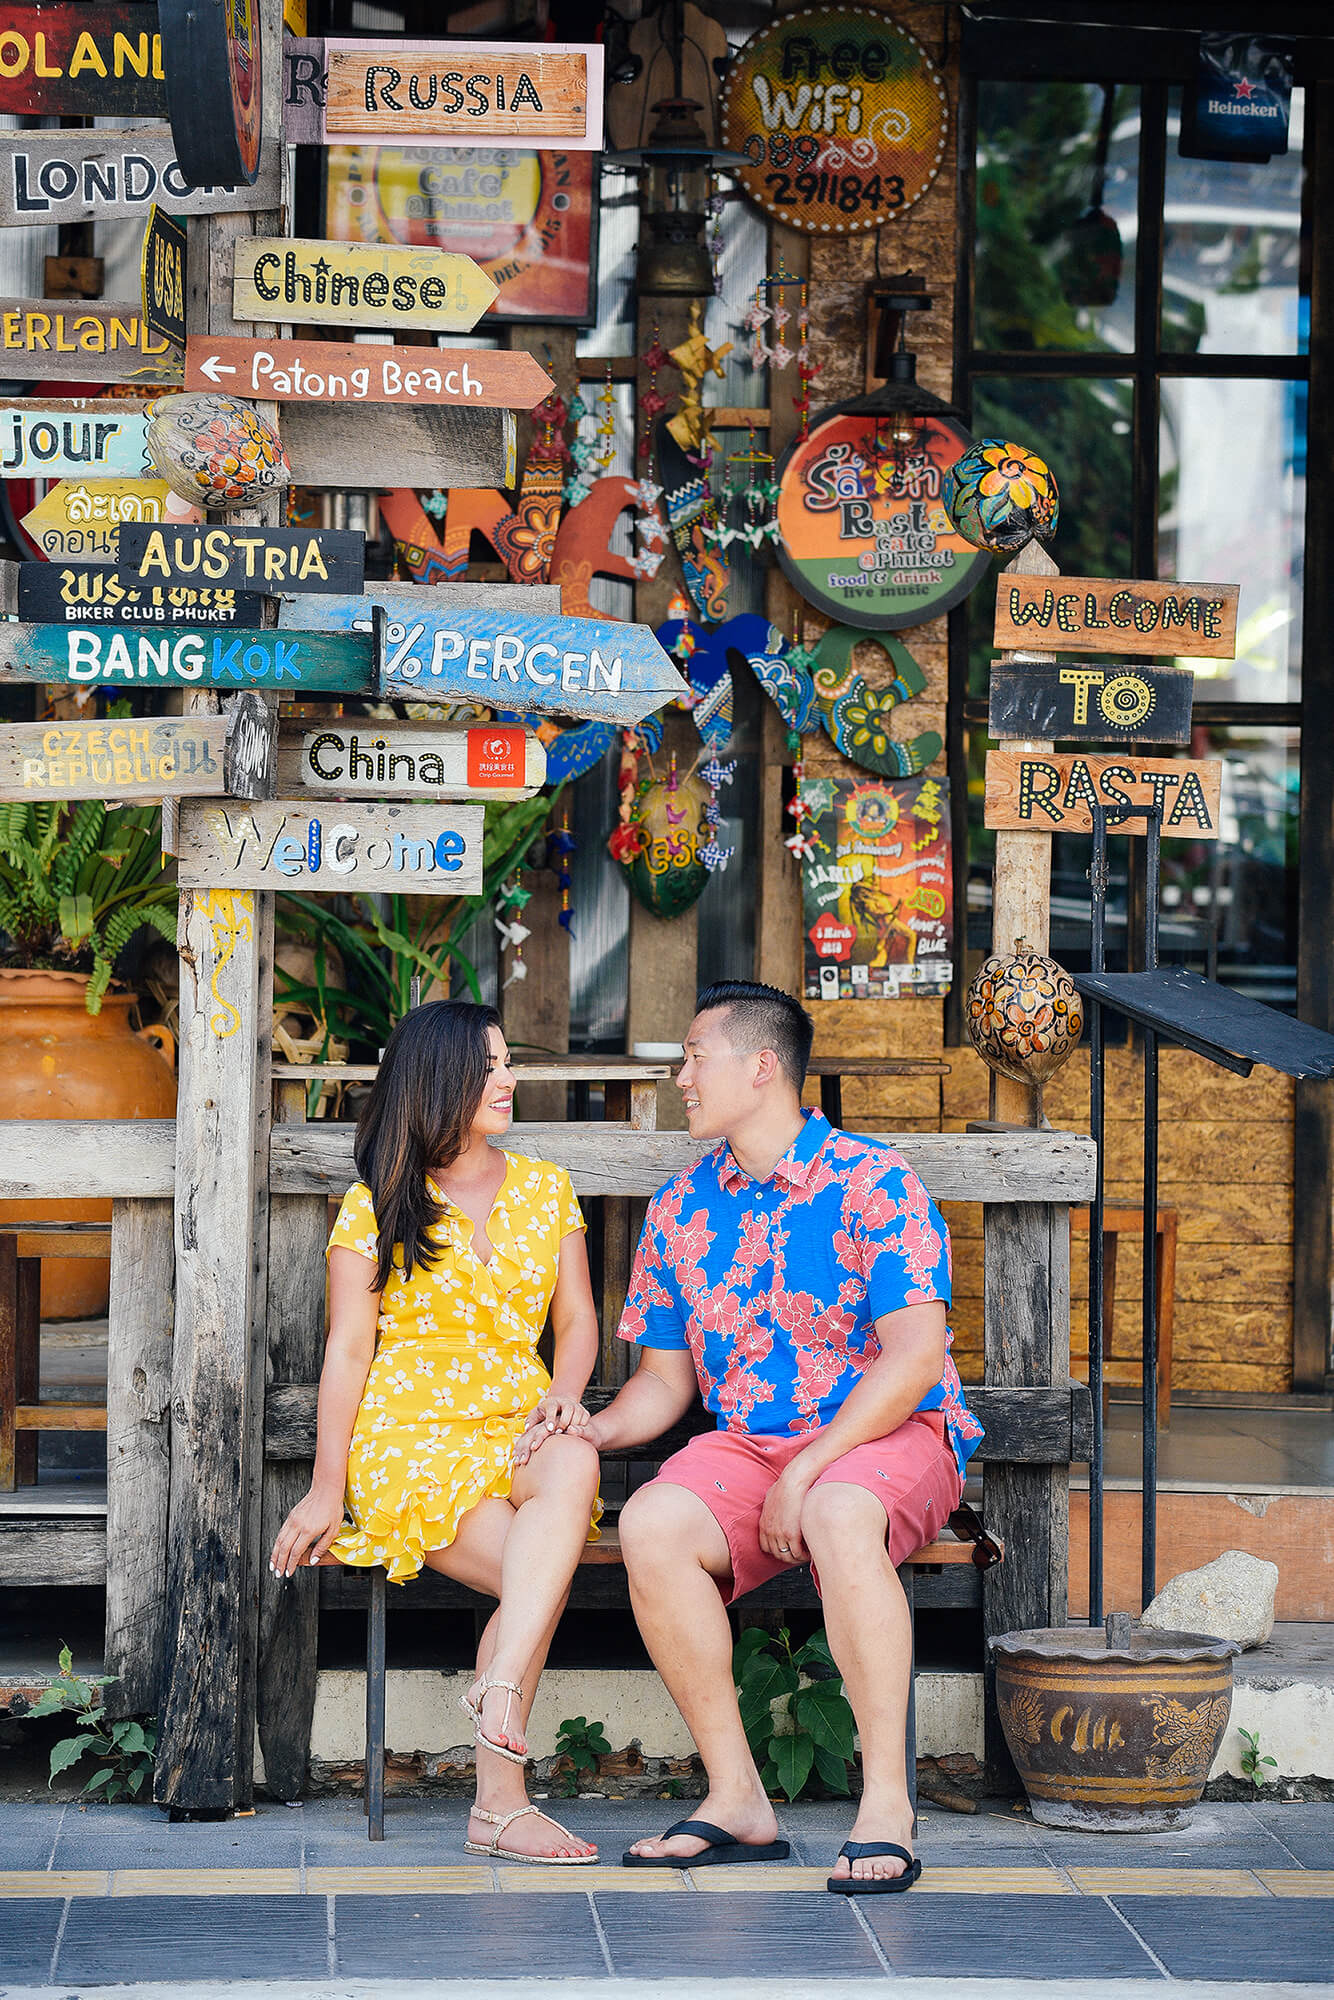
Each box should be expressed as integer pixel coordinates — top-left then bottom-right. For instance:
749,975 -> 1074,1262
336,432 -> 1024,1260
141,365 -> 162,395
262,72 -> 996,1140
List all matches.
984,752 -> 1222,839
0,624 -> 374,692
284,590 -> 688,727
0,127 -> 282,226
118,522 -> 366,594
993,577 -> 1239,659
232,238 -> 497,331
987,661 -> 1194,748
175,800 -> 484,896
184,336 -> 553,409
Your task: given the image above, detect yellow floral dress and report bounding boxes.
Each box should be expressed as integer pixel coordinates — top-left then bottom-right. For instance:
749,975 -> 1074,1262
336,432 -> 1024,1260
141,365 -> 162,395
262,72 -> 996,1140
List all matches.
327,1154 -> 593,1582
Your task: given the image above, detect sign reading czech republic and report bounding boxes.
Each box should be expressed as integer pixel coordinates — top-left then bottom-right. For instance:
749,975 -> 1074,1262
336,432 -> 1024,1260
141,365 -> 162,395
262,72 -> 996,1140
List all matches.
776,405 -> 991,629
720,7 -> 948,234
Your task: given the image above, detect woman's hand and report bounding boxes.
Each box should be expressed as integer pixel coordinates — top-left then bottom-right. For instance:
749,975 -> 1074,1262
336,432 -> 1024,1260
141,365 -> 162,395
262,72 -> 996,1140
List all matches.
513,1400 -> 602,1467
269,1483 -> 346,1579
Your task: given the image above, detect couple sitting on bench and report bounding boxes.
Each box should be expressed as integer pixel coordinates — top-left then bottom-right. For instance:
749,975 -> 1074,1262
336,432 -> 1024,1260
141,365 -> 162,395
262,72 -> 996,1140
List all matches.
269,980 -> 982,1893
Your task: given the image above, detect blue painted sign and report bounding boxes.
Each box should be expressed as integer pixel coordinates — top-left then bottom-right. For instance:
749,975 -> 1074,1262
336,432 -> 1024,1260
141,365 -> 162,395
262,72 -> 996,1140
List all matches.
175,798 -> 483,895
0,622 -> 374,691
0,398 -> 152,477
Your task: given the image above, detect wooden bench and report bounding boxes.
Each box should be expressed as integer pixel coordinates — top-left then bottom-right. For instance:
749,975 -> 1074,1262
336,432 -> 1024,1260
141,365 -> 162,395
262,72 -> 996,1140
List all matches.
0,1223 -> 112,1490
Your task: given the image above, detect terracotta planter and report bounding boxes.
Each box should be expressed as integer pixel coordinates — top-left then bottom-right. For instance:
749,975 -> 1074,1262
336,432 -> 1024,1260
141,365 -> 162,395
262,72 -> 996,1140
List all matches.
0,969 -> 176,1320
991,1617 -> 1236,1832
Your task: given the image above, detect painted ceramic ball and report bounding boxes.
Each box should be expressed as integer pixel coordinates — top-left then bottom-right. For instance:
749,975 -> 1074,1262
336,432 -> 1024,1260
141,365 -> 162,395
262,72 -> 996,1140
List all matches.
619,772 -> 711,920
943,438 -> 1060,553
144,393 -> 290,509
965,940 -> 1083,1087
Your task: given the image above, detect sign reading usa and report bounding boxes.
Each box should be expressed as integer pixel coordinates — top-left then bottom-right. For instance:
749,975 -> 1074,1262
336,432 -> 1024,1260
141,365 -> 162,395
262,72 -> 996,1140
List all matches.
175,799 -> 483,895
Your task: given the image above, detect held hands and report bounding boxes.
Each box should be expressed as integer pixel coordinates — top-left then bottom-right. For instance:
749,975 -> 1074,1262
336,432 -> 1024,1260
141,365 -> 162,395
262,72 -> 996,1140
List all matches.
758,1460 -> 817,1566
512,1394 -> 601,1468
269,1483 -> 346,1580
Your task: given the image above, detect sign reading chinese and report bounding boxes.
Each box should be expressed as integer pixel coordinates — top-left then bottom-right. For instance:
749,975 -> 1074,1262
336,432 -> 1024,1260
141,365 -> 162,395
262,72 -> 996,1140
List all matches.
992,576 -> 1239,659
721,6 -> 948,235
232,236 -> 497,331
987,661 -> 1195,747
175,799 -> 483,895
984,752 -> 1223,839
800,772 -> 952,1001
18,562 -> 262,627
776,406 -> 991,629
288,722 -> 544,800
0,127 -> 281,227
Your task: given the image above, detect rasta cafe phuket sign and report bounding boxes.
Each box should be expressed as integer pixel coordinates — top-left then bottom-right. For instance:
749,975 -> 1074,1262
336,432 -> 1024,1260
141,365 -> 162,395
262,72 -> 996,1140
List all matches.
175,799 -> 484,896
118,522 -> 366,594
984,752 -> 1222,839
721,6 -> 948,235
0,127 -> 281,226
776,404 -> 991,629
993,576 -> 1240,659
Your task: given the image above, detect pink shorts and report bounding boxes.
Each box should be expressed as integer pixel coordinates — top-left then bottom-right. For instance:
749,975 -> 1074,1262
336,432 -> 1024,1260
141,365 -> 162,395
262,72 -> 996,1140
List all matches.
649,1410 -> 964,1606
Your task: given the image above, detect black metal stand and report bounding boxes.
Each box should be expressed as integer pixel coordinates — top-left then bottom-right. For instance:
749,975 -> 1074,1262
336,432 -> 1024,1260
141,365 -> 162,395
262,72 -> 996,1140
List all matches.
1140,810 -> 1163,1611
1086,807 -> 1110,1627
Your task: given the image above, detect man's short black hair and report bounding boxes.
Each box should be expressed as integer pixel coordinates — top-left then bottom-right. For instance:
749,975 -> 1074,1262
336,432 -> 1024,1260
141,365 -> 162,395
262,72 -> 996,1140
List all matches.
694,980 -> 815,1090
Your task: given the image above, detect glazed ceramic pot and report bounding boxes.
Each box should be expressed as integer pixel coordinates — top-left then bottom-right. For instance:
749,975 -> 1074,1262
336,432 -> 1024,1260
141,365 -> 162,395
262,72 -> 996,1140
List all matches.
943,438 -> 1059,553
965,940 -> 1083,1088
0,970 -> 176,1318
619,772 -> 711,920
145,392 -> 289,509
992,1617 -> 1237,1831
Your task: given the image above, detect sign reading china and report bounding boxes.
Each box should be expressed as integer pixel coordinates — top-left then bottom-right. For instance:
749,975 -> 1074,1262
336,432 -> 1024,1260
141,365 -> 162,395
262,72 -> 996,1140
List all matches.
0,623 -> 374,693
776,408 -> 992,630
292,722 -> 543,800
232,237 -> 497,331
992,576 -> 1240,659
720,6 -> 948,235
184,335 -> 553,409
175,799 -> 484,896
0,127 -> 282,226
984,752 -> 1223,838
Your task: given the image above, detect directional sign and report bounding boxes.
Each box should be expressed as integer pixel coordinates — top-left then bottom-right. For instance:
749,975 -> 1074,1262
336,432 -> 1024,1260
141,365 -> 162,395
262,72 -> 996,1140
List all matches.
282,590 -> 688,727
0,624 -> 375,694
0,399 -> 151,478
232,238 -> 497,332
0,714 -> 274,802
184,335 -> 553,409
993,577 -> 1239,660
140,204 -> 186,348
987,662 -> 1195,748
175,799 -> 484,895
0,302 -> 180,383
118,522 -> 365,594
0,5 -> 166,116
278,403 -> 515,492
19,480 -> 172,562
0,126 -> 282,228
325,43 -> 595,145
984,751 -> 1223,839
281,721 -> 545,800
18,562 -> 262,627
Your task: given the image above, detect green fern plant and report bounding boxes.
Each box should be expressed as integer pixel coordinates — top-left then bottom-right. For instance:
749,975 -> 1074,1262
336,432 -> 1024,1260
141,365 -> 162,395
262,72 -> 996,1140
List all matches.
0,802 -> 176,1011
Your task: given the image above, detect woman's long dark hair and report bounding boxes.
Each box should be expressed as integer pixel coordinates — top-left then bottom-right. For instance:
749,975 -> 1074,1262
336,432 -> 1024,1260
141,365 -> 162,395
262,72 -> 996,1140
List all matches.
354,1000 -> 504,1291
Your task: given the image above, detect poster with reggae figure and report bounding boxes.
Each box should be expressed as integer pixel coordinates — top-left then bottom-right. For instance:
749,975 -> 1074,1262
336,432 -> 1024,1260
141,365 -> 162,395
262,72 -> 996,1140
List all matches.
800,773 -> 952,1001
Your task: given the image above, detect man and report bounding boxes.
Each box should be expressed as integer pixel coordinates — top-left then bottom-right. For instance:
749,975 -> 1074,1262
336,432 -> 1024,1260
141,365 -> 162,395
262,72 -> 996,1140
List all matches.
522,980 -> 981,1892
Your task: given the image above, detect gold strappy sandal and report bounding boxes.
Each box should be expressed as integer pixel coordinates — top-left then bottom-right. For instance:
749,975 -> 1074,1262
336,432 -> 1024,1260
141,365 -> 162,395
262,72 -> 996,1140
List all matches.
464,1803 -> 596,1865
459,1673 -> 528,1765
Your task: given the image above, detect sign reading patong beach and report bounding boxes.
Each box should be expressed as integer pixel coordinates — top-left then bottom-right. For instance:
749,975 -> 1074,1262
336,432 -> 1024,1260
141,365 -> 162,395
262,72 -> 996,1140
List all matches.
720,7 -> 948,235
0,127 -> 282,227
0,623 -> 374,692
232,237 -> 497,331
775,405 -> 991,630
184,335 -> 552,408
175,799 -> 484,896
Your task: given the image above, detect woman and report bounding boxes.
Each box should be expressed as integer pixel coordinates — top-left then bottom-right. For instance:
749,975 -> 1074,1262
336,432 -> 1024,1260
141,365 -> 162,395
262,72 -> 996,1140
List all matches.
269,1001 -> 602,1864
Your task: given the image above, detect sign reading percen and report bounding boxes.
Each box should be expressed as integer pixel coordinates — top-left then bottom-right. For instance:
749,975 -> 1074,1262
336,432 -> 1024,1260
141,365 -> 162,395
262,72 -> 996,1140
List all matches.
984,751 -> 1222,838
0,399 -> 151,478
140,204 -> 186,348
283,590 -> 688,727
232,237 -> 497,331
993,576 -> 1239,659
289,722 -> 544,800
0,127 -> 282,227
987,661 -> 1195,747
0,714 -> 276,802
0,302 -> 180,382
118,522 -> 365,594
0,5 -> 166,116
19,563 -> 262,627
325,44 -> 591,143
0,624 -> 374,693
185,335 -> 553,409
175,799 -> 483,895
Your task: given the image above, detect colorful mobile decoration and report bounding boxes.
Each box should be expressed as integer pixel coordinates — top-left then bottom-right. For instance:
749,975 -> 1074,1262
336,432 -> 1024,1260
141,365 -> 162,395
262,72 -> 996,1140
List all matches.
666,301 -> 733,464
703,433 -> 781,555
549,806 -> 577,934
745,267 -> 820,444
697,751 -> 736,873
494,386 -> 569,584
616,760 -> 712,919
943,439 -> 1059,555
143,392 -> 289,509
638,324 -> 672,463
656,417 -> 729,623
495,876 -> 533,991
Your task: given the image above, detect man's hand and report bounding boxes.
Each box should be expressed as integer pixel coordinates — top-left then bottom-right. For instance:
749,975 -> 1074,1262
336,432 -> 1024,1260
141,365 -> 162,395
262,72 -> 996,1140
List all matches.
757,1458 -> 817,1565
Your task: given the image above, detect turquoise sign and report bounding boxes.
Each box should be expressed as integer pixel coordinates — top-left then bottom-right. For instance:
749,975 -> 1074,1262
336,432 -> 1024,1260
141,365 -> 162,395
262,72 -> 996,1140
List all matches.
0,623 -> 375,691
0,400 -> 154,478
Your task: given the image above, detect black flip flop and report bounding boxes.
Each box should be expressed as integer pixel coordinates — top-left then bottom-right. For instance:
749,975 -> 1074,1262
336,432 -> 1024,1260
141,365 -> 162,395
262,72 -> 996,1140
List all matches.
827,1840 -> 922,1894
622,1817 -> 791,1868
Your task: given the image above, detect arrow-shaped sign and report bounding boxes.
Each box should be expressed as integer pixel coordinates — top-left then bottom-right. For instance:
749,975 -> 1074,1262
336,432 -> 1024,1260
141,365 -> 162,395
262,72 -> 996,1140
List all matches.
183,335 -> 553,409
232,238 -> 498,332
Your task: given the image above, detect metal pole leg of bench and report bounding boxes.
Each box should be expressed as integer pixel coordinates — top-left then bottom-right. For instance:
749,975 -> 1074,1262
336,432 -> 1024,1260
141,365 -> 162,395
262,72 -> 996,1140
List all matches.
900,1564 -> 918,1834
366,1568 -> 386,1841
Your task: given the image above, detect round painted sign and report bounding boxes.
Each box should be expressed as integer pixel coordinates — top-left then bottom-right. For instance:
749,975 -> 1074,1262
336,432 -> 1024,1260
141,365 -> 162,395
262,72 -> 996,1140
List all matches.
775,403 -> 993,630
161,0 -> 264,189
720,6 -> 948,236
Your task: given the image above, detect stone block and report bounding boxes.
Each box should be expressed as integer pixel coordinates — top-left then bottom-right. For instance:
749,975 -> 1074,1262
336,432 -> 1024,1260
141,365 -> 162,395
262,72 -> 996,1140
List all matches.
1143,1550 -> 1279,1650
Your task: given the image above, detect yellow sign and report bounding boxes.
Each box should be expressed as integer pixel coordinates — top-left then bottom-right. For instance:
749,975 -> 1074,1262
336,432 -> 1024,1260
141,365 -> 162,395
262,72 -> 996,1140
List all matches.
232,237 -> 497,332
19,478 -> 173,561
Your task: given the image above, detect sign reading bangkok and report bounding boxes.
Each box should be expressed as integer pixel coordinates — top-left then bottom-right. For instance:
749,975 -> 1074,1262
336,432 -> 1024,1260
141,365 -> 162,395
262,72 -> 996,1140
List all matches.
175,799 -> 484,895
0,624 -> 374,692
720,6 -> 948,235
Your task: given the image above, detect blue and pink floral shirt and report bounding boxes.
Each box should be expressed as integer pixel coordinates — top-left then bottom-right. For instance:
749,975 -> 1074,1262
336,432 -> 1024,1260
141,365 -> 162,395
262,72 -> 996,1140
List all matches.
619,1108 -> 982,1476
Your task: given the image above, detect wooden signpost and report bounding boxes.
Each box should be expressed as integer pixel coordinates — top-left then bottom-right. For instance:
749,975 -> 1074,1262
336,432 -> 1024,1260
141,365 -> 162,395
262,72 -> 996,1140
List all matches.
141,204 -> 186,348
19,480 -> 172,561
175,799 -> 484,895
159,0 -> 263,189
232,238 -> 498,331
0,302 -> 180,382
282,37 -> 605,151
987,661 -> 1195,748
0,399 -> 152,478
984,752 -> 1222,839
0,712 -> 276,803
278,403 -> 516,491
0,624 -> 375,693
0,5 -> 166,116
17,562 -> 262,627
993,576 -> 1239,658
0,127 -> 282,227
118,522 -> 365,594
283,721 -> 545,800
184,335 -> 553,410
283,590 -> 688,726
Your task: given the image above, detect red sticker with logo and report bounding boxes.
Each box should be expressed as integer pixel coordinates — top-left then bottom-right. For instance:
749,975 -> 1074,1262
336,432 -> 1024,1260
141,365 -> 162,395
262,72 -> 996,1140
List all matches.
808,912 -> 857,962
467,726 -> 527,787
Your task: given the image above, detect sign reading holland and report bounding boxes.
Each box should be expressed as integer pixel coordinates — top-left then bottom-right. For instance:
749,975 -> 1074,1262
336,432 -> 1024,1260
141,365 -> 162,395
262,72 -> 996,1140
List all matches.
0,623 -> 374,692
283,591 -> 688,727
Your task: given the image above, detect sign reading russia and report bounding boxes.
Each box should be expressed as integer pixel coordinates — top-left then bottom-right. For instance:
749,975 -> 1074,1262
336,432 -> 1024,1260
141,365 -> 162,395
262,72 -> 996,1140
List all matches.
284,37 -> 604,151
175,799 -> 484,896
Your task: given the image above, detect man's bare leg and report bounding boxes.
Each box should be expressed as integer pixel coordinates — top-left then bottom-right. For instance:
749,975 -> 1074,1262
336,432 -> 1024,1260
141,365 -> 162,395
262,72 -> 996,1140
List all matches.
800,1482 -> 915,1885
618,1482 -> 780,1861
